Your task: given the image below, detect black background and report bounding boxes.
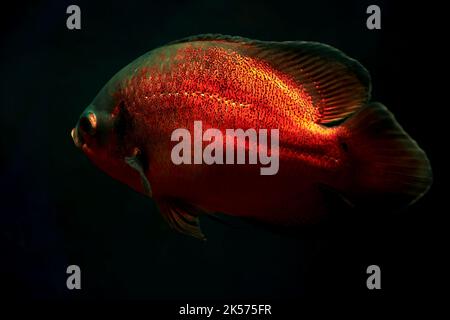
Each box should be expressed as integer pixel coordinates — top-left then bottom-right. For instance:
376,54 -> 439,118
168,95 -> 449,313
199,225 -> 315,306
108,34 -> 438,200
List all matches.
0,0 -> 445,308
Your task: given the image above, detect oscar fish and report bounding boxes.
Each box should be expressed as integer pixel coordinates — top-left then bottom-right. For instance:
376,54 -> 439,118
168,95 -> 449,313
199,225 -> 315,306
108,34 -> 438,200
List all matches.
71,34 -> 432,240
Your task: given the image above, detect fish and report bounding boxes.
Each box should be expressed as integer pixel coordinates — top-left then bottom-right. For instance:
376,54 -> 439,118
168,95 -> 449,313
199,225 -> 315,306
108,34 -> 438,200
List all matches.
71,34 -> 432,240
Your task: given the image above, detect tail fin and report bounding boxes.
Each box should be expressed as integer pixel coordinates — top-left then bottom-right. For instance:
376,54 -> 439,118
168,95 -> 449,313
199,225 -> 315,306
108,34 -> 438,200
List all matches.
341,102 -> 432,208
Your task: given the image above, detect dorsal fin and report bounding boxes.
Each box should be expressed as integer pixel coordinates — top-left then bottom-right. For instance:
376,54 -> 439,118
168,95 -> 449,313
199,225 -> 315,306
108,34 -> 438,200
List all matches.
167,34 -> 252,45
168,34 -> 372,124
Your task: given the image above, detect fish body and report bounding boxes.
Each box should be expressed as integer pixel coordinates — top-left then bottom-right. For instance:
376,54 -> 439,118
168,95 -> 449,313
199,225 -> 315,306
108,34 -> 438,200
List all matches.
72,35 -> 432,239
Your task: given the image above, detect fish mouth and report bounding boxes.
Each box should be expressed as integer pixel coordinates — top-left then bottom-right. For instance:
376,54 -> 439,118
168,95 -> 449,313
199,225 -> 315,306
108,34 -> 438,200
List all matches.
71,127 -> 84,148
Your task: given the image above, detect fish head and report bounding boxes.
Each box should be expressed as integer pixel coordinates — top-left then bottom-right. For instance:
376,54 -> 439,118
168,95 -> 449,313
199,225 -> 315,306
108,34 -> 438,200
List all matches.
71,103 -> 114,152
71,95 -> 149,196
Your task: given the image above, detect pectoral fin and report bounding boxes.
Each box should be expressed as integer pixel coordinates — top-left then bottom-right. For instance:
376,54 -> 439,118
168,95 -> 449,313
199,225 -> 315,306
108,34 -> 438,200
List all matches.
125,148 -> 152,197
158,200 -> 206,240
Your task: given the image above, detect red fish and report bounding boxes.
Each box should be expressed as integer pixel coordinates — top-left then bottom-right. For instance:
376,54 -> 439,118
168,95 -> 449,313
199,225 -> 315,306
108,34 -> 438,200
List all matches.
71,34 -> 432,239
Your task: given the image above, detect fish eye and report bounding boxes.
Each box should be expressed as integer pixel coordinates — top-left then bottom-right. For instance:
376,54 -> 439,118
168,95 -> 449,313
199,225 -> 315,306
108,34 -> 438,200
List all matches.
79,112 -> 97,135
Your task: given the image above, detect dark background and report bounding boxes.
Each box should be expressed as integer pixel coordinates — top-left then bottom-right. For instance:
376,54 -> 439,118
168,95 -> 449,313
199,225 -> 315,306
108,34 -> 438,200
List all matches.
0,0 -> 444,306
